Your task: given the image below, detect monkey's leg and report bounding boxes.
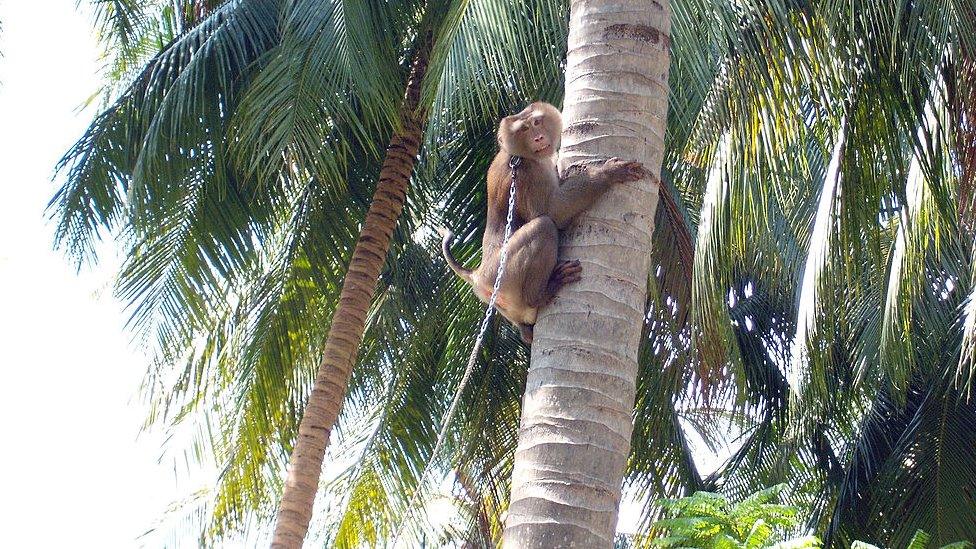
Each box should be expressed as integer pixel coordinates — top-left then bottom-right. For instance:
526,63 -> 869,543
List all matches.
500,216 -> 573,311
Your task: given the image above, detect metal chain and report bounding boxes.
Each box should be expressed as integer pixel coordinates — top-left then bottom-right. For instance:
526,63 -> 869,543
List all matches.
392,156 -> 521,547
482,155 -> 520,326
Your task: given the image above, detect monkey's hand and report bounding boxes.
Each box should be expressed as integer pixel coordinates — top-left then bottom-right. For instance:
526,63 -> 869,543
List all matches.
600,157 -> 648,183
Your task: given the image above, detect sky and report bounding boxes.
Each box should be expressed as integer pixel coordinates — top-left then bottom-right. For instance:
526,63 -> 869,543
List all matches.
0,2 -> 183,547
0,3 -> 730,547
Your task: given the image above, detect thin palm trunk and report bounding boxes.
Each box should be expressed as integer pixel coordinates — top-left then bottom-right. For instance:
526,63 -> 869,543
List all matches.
271,40 -> 431,548
502,1 -> 671,547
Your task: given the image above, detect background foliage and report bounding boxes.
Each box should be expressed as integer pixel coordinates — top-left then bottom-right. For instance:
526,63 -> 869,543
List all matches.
50,0 -> 976,546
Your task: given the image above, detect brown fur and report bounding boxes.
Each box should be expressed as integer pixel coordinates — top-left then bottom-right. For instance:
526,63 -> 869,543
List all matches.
442,102 -> 647,344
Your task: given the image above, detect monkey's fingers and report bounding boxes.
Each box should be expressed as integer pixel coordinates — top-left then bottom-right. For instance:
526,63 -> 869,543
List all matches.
622,161 -> 649,181
559,272 -> 582,286
556,264 -> 583,277
559,263 -> 584,276
550,262 -> 583,290
549,272 -> 582,295
552,259 -> 583,277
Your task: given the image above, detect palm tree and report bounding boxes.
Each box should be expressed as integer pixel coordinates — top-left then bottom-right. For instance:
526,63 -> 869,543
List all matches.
270,26 -> 433,549
503,0 -> 976,545
503,0 -> 673,546
303,1 -> 976,544
653,1 -> 976,546
54,0 -> 567,544
233,1 -> 571,543
57,0 -> 976,545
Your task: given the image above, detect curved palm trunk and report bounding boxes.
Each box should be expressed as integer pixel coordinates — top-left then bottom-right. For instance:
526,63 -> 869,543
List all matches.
271,42 -> 431,549
502,1 -> 671,547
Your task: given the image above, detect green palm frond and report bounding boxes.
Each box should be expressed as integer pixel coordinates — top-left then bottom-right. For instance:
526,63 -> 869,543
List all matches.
827,377 -> 976,547
141,178 -> 363,542
315,242 -> 526,548
228,0 -> 405,185
424,0 -> 567,137
55,0 -> 976,545
52,0 -> 284,265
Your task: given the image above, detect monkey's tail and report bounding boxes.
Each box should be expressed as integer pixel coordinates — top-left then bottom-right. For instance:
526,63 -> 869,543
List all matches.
438,227 -> 473,284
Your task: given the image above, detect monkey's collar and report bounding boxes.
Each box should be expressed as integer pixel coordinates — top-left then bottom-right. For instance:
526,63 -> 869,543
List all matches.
509,155 -> 523,168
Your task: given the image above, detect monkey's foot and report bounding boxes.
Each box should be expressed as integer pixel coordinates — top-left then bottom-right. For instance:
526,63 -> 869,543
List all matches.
519,324 -> 534,345
548,260 -> 582,294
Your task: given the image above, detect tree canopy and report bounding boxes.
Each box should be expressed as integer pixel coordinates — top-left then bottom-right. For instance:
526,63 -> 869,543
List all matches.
51,0 -> 976,546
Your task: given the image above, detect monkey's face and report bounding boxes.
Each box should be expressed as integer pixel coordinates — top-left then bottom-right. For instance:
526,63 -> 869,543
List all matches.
498,102 -> 562,160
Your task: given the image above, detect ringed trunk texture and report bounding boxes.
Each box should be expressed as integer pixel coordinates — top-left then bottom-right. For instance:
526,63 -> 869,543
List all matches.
502,1 -> 671,547
271,42 -> 431,549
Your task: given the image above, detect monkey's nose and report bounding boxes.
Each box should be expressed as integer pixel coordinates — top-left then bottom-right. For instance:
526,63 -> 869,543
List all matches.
533,135 -> 545,142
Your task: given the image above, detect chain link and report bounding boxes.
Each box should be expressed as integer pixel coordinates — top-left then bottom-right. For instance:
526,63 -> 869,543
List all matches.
392,157 -> 521,546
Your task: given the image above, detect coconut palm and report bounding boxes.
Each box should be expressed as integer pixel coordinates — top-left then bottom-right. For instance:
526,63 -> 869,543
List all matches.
652,1 -> 976,547
54,0 -> 976,546
53,0 -> 567,544
58,1 -> 701,544
304,0 -> 976,544
507,0 -> 976,545
501,0 -> 673,545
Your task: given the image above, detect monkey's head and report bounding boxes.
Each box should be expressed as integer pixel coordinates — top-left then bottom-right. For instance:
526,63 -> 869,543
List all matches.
497,102 -> 562,160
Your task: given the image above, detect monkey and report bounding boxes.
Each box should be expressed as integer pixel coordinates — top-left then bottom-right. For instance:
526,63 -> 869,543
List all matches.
440,102 -> 648,345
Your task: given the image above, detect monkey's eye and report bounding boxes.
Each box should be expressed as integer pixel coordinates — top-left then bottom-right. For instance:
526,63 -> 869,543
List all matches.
532,118 -> 541,126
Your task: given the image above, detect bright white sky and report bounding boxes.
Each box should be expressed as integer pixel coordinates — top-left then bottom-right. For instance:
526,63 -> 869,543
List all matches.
0,2 -> 182,547
0,3 -> 728,547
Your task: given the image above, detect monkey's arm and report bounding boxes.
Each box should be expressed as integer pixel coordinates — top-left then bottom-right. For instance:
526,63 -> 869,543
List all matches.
550,158 -> 645,229
550,166 -> 610,229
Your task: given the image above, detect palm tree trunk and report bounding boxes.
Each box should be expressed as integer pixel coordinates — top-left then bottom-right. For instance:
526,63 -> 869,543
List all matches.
502,1 -> 671,547
271,39 -> 431,549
